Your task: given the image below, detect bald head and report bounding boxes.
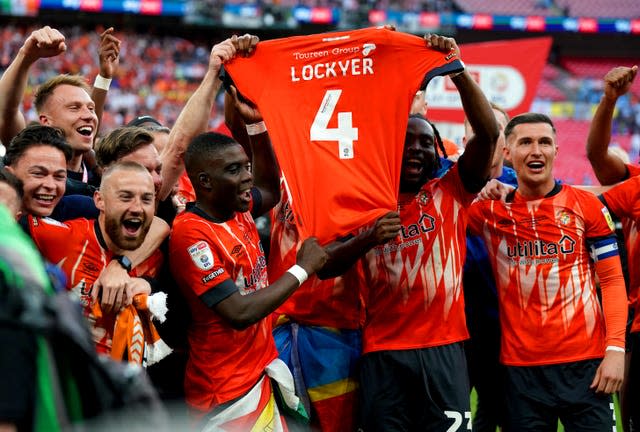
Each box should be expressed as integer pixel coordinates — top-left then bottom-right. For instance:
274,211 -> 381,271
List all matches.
99,161 -> 154,193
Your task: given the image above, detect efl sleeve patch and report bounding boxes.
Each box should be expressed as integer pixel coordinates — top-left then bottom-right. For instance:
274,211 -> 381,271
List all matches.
601,207 -> 615,231
187,241 -> 214,270
589,236 -> 619,262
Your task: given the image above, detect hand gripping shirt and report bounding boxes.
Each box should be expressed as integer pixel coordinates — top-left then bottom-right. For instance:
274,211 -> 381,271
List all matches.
269,174 -> 364,329
168,205 -> 277,413
360,165 -> 475,354
224,27 -> 463,244
26,216 -> 163,354
601,171 -> 640,333
468,184 -> 622,366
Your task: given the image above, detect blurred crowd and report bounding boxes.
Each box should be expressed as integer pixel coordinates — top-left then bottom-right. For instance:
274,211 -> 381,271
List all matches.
1,23 -> 638,151
0,24 -> 219,139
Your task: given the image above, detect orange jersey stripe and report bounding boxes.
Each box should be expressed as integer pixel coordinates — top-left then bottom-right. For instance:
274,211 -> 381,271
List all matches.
468,185 -> 617,366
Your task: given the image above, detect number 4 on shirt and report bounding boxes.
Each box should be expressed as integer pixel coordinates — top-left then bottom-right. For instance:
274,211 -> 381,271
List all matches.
310,89 -> 358,159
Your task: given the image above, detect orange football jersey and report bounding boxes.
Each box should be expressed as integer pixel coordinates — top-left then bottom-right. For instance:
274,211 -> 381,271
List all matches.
169,206 -> 277,413
602,170 -> 640,333
468,184 -> 622,365
360,166 -> 474,353
27,216 -> 162,354
224,27 -> 463,243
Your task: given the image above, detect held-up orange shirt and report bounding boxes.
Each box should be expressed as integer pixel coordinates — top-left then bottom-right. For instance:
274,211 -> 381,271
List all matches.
224,27 -> 463,244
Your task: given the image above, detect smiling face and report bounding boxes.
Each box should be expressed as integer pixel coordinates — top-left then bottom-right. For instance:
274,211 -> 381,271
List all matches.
205,143 -> 253,220
7,145 -> 67,217
400,117 -> 437,193
506,122 -> 558,197
95,167 -> 155,251
39,84 -> 98,154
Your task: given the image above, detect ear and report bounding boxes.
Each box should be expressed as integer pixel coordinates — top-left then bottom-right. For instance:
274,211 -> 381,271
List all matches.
504,143 -> 513,164
39,114 -> 51,125
94,189 -> 105,212
5,165 -> 15,175
198,172 -> 211,189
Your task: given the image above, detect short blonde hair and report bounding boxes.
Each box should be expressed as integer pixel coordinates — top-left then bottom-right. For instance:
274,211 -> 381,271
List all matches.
34,75 -> 91,113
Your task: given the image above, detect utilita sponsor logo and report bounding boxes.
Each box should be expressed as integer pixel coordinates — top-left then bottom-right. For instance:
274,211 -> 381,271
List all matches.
506,236 -> 576,258
399,214 -> 435,240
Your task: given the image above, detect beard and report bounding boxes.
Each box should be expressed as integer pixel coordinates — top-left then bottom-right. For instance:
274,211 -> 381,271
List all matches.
104,215 -> 151,251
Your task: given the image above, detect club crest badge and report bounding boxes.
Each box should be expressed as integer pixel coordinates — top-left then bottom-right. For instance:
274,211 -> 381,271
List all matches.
418,191 -> 430,206
558,211 -> 571,226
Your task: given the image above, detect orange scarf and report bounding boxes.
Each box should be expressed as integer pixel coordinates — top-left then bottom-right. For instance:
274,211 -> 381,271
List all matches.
94,293 -> 172,366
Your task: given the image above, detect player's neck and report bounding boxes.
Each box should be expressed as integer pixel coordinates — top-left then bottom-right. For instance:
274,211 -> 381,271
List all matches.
517,179 -> 556,200
67,153 -> 84,173
195,201 -> 234,222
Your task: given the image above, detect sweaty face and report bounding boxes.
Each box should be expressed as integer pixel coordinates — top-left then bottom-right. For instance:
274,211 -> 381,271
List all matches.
119,144 -> 163,197
206,144 -> 253,219
39,85 -> 98,154
98,170 -> 155,251
400,117 -> 437,193
506,122 -> 557,194
8,145 -> 67,217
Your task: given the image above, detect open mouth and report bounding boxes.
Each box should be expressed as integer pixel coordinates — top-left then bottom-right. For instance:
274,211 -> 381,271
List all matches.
77,126 -> 94,137
34,193 -> 56,204
239,189 -> 251,204
122,218 -> 143,236
527,161 -> 544,171
404,159 -> 423,175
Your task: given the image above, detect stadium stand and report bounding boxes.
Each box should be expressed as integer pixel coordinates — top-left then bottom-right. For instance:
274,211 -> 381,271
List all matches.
554,0 -> 640,19
453,0 -> 562,17
0,20 -> 637,183
453,0 -> 640,18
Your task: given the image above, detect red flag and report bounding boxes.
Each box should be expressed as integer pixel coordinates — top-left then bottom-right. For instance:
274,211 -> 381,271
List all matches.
426,37 -> 552,123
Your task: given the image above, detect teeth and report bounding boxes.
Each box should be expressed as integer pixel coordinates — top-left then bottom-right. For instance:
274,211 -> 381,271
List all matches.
77,126 -> 94,136
35,194 -> 55,201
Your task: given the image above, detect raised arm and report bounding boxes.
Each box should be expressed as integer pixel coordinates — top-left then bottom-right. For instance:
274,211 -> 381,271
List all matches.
91,27 -> 121,135
0,26 -> 66,145
424,35 -> 499,192
586,66 -> 638,185
159,34 -> 258,202
226,85 -> 280,217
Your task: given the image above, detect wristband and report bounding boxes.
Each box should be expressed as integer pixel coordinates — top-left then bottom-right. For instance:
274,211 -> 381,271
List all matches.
605,345 -> 625,353
94,75 -> 112,91
449,61 -> 466,78
287,264 -> 308,286
246,121 -> 267,136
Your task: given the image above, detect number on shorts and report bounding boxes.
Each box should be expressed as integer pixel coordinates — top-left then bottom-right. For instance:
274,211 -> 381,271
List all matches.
444,410 -> 472,431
